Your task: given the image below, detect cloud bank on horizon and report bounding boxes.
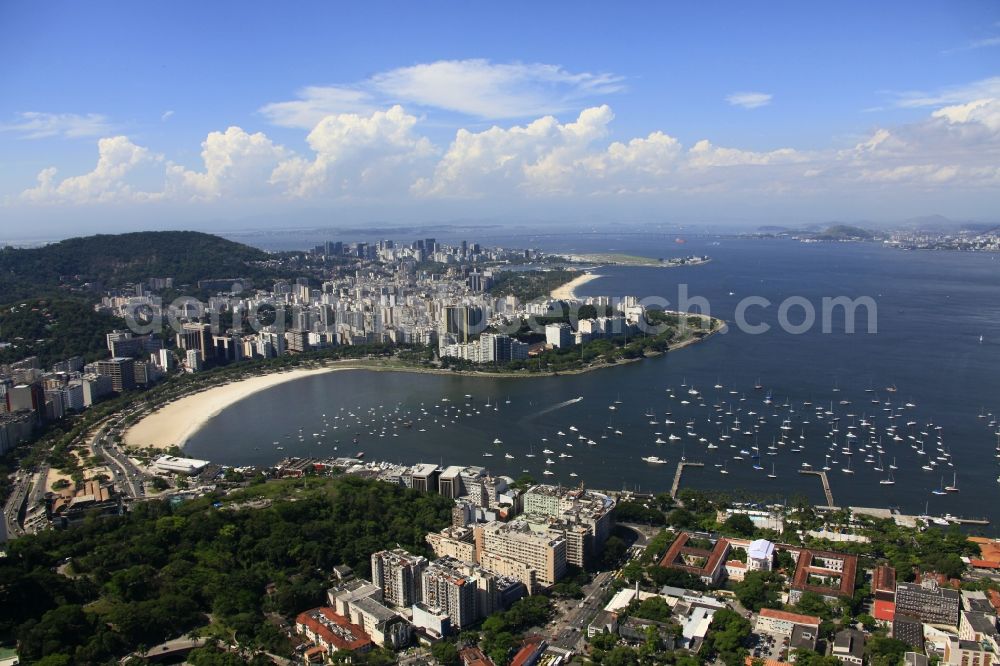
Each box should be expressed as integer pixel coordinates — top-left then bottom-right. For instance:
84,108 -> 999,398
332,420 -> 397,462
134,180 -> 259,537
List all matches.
4,61 -> 1000,222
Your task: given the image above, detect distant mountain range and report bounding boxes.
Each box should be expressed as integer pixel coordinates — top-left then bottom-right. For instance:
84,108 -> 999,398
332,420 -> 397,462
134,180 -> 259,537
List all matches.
756,214 -> 997,238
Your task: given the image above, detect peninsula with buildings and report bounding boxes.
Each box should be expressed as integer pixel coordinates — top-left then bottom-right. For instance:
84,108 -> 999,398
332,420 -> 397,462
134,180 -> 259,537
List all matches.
1,231 -> 721,499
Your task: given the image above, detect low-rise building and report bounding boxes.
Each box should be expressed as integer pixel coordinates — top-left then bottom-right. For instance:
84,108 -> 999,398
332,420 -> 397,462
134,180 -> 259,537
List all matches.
658,532 -> 730,586
754,608 -> 822,637
943,637 -> 997,666
295,607 -> 373,658
153,455 -> 210,475
874,563 -> 897,602
747,539 -> 776,573
832,629 -> 865,665
345,596 -> 411,649
788,548 -> 858,603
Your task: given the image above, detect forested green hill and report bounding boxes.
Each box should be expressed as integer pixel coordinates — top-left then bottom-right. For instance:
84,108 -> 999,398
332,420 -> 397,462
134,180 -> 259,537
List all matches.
0,299 -> 120,367
0,475 -> 453,664
0,231 -> 271,302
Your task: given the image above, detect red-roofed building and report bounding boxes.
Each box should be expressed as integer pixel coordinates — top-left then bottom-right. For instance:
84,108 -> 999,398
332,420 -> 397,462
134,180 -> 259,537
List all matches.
969,559 -> 1000,571
510,638 -> 547,666
726,559 -> 748,582
754,608 -> 822,636
295,607 -> 373,656
873,564 -> 897,601
988,589 -> 1000,614
659,532 -> 730,585
874,600 -> 896,626
788,548 -> 858,603
459,645 -> 496,666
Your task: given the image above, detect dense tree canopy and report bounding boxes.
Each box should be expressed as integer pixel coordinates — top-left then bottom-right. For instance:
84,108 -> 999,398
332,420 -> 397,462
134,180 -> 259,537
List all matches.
0,231 -> 272,302
0,476 -> 453,664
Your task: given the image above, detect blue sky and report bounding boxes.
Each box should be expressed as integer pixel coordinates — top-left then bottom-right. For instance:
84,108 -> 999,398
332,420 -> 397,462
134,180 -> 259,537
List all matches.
1,1 -> 999,238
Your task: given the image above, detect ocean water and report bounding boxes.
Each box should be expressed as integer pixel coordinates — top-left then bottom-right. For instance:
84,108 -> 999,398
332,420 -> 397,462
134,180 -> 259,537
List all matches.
185,236 -> 1000,529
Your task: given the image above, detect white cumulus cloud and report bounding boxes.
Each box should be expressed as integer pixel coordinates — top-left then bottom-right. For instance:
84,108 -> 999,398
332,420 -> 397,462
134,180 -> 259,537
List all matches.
166,126 -> 290,200
271,105 -> 436,197
20,136 -> 160,204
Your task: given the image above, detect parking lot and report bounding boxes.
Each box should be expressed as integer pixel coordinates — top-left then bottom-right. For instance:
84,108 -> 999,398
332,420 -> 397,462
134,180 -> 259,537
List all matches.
750,630 -> 791,663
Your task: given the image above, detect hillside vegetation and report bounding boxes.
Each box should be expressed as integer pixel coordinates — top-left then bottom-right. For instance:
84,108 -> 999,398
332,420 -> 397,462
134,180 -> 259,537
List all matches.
0,231 -> 272,302
0,298 -> 120,367
811,224 -> 874,241
0,475 -> 453,664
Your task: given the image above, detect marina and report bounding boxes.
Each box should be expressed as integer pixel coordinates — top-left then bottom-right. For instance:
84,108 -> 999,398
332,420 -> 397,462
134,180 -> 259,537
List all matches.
181,238 -> 1000,530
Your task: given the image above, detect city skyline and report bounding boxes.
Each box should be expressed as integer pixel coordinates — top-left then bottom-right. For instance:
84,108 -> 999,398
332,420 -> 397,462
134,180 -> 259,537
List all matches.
1,1 -> 999,238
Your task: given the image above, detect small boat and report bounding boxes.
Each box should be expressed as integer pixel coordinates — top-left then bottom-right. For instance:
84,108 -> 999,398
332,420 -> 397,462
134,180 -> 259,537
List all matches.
944,472 -> 959,493
504,453 -> 514,460
641,456 -> 667,464
767,463 -> 777,479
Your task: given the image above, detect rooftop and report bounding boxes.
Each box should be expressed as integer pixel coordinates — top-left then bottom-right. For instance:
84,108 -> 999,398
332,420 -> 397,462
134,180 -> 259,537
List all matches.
833,629 -> 865,659
874,600 -> 896,623
874,563 -> 897,593
758,608 -> 822,627
790,548 -> 858,599
748,539 -> 775,560
659,532 -> 730,579
411,463 -> 439,477
351,596 -> 398,623
296,607 -> 372,652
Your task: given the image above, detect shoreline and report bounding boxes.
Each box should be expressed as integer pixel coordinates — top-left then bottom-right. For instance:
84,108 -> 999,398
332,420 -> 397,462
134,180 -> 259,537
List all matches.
549,272 -> 602,300
123,318 -> 725,453
123,367 -> 338,451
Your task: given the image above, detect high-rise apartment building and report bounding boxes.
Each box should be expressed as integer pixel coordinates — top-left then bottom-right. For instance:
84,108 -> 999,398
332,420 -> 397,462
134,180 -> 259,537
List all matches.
475,520 -> 566,592
545,323 -> 573,348
96,357 -> 136,392
370,549 -> 428,608
420,558 -> 478,628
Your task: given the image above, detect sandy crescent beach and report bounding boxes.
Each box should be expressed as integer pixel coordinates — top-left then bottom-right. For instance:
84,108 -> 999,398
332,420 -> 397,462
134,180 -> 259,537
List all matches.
549,272 -> 601,301
123,367 -> 338,450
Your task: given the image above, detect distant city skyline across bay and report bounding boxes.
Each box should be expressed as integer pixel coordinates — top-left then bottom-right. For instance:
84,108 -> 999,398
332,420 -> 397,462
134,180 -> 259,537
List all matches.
1,0 -> 999,237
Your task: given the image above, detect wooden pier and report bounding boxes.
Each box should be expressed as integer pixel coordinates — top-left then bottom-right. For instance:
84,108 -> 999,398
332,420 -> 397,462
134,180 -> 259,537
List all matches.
671,461 -> 705,499
798,469 -> 835,507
